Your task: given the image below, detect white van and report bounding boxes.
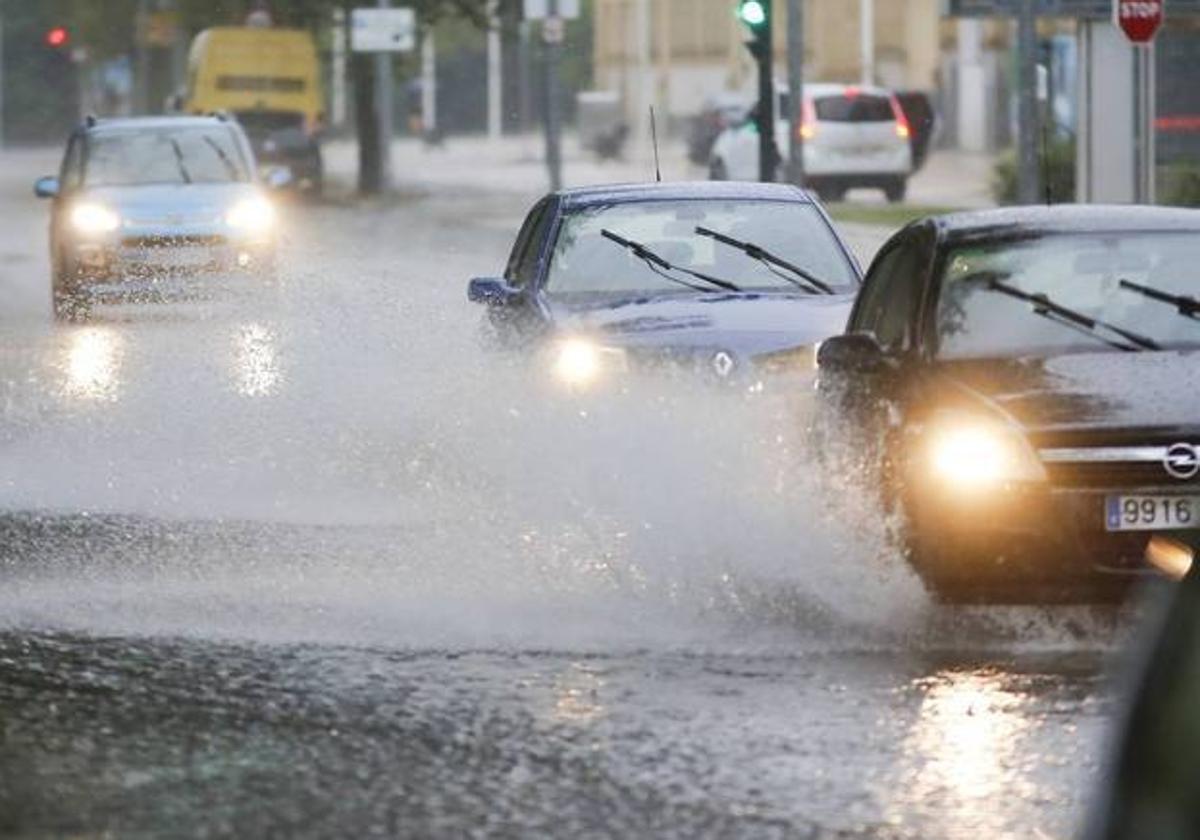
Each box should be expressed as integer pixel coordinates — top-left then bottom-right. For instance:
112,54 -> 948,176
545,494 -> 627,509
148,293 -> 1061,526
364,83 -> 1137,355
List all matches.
709,83 -> 914,203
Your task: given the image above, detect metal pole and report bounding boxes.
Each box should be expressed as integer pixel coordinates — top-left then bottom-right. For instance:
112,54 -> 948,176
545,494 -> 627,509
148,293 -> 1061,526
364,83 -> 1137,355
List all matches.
487,0 -> 502,140
860,0 -> 873,86
786,0 -> 804,186
542,0 -> 563,191
1136,43 -> 1156,204
756,1 -> 776,182
1016,0 -> 1040,204
136,0 -> 150,113
0,15 -> 6,148
422,30 -> 437,137
332,8 -> 347,129
375,0 -> 393,190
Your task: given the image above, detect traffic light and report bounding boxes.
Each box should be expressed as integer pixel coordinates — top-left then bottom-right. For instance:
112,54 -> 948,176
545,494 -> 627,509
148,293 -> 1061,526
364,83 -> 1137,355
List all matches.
44,26 -> 70,48
737,0 -> 777,182
738,0 -> 768,27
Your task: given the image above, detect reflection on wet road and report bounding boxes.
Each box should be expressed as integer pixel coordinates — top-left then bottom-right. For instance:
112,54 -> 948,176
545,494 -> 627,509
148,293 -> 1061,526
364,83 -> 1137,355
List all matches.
0,162 -> 1140,838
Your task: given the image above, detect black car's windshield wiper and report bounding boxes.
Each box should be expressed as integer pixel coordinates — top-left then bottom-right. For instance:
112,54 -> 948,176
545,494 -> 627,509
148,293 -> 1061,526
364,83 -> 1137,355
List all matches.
983,275 -> 1160,352
694,226 -> 836,295
169,138 -> 193,184
202,135 -> 240,180
600,229 -> 741,293
1119,278 -> 1200,321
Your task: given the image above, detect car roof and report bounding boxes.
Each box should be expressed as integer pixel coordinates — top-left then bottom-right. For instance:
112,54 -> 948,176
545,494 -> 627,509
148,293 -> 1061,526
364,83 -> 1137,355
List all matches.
557,181 -> 812,209
932,204 -> 1200,242
81,115 -> 236,135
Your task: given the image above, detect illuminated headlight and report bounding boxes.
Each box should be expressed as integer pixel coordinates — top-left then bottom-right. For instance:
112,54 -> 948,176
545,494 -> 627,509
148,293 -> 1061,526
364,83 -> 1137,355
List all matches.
926,421 -> 1046,488
225,197 -> 276,233
70,203 -> 120,234
552,338 -> 626,387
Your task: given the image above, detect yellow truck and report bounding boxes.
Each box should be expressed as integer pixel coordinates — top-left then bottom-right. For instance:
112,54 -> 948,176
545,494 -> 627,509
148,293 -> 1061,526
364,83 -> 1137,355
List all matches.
185,27 -> 324,193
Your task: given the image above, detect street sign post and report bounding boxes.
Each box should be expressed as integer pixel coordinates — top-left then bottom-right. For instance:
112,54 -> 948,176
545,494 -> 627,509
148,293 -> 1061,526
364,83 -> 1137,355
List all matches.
1114,0 -> 1165,43
351,7 -> 416,52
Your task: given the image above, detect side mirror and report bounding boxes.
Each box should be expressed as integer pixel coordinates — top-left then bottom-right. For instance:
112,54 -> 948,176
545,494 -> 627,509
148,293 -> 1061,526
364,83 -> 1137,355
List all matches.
468,276 -> 523,306
816,332 -> 890,375
34,176 -> 59,199
262,166 -> 294,191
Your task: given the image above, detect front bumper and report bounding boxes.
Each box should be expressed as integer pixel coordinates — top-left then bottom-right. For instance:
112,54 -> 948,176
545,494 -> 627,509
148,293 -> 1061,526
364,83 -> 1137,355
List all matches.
904,477 -> 1196,600
66,227 -> 276,280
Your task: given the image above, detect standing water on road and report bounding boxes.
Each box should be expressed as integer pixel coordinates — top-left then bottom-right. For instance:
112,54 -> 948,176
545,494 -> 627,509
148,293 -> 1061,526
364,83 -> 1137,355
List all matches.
0,155 -> 1134,839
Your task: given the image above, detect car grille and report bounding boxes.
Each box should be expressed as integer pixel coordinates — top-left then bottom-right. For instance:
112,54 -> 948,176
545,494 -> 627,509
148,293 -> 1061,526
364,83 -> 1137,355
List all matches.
1040,445 -> 1200,489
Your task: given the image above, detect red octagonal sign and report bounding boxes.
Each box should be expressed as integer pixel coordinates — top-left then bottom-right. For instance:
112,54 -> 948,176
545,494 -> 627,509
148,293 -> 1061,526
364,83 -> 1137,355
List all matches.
1114,0 -> 1165,44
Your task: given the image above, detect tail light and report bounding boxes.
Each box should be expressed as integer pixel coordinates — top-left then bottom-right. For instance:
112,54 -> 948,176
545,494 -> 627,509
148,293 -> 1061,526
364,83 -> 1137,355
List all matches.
797,97 -> 817,141
890,95 -> 912,140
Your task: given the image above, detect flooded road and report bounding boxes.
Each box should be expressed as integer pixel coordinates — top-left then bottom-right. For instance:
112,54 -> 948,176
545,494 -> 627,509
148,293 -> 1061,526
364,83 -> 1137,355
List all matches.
0,149 -> 1143,838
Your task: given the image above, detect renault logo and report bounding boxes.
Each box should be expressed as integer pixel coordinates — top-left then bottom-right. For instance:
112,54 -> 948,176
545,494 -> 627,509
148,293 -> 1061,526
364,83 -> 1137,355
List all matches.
711,351 -> 736,379
1164,443 -> 1200,480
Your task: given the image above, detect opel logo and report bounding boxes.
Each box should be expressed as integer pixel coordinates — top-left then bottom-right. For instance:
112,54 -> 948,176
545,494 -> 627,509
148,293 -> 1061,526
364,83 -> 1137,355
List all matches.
1164,443 -> 1200,480
711,351 -> 736,379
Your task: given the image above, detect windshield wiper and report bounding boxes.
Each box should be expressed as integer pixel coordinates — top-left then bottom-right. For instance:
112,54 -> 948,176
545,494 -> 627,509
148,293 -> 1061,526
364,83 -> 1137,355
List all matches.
694,226 -> 836,295
600,229 -> 741,293
984,275 -> 1160,352
202,136 -> 240,180
169,138 -> 193,184
1119,278 -> 1200,321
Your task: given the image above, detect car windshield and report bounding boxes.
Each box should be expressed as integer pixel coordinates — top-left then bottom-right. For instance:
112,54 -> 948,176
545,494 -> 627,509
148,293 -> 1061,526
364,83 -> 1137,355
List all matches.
84,127 -> 250,187
814,93 -> 895,122
544,199 -> 858,300
936,232 -> 1200,359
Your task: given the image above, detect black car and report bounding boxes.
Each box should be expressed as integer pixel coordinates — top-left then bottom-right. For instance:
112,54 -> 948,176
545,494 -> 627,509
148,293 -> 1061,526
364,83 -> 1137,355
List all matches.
815,206 -> 1200,603
468,182 -> 861,388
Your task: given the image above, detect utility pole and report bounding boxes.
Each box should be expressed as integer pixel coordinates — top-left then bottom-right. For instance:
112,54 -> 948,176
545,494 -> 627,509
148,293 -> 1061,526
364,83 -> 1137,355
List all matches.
135,0 -> 150,113
1015,0 -> 1040,203
331,7 -> 347,130
786,0 -> 804,186
375,0 -> 394,190
541,0 -> 564,190
859,0 -> 874,86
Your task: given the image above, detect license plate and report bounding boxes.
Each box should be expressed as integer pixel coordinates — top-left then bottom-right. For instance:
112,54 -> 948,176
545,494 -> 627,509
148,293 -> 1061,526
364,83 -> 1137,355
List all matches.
128,248 -> 211,267
1106,494 -> 1200,531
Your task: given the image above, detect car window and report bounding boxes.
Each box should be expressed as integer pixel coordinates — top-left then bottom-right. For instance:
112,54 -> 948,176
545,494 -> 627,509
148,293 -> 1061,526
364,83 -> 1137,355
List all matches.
505,199 -> 551,289
814,94 -> 895,123
935,232 -> 1200,359
852,234 -> 927,351
83,126 -> 250,187
544,199 -> 859,301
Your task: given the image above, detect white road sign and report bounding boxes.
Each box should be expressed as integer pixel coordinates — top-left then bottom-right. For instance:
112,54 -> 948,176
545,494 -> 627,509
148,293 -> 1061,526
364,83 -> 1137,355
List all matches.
351,7 -> 417,52
524,0 -> 581,20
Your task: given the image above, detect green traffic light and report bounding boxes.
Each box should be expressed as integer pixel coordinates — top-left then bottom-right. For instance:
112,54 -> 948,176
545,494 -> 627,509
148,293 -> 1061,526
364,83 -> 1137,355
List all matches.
738,0 -> 767,26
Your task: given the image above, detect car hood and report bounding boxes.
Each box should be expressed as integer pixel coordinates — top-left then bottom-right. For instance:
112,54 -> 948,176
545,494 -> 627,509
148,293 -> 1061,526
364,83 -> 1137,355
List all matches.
81,183 -> 260,225
548,292 -> 853,359
932,350 -> 1200,440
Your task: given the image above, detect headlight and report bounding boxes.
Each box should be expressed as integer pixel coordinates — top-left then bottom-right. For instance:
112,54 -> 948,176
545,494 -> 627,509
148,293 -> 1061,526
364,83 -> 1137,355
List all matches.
70,203 -> 120,234
926,420 -> 1046,488
225,197 -> 276,233
552,338 -> 626,387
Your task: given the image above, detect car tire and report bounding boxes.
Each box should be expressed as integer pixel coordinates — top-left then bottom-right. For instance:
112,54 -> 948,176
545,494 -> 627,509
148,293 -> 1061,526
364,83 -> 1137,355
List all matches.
708,159 -> 728,181
813,181 -> 845,203
51,259 -> 87,321
884,178 -> 908,204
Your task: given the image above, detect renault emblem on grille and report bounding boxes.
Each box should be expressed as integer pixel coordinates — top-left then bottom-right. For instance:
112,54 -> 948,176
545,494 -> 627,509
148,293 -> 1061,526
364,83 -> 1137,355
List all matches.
1164,443 -> 1200,480
711,351 -> 735,379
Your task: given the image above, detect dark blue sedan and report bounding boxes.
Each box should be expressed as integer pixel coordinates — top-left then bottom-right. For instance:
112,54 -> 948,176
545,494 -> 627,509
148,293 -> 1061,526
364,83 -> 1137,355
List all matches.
468,182 -> 861,387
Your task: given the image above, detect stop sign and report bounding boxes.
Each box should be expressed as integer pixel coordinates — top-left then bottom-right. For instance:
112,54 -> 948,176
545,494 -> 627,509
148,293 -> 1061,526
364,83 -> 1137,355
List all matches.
1114,0 -> 1165,44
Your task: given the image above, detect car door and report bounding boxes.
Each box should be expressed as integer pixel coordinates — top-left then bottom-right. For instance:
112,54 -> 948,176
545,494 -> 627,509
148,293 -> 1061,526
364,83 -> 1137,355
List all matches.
51,131 -> 85,267
835,227 -> 932,478
489,197 -> 555,342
